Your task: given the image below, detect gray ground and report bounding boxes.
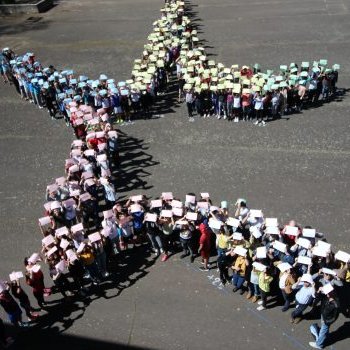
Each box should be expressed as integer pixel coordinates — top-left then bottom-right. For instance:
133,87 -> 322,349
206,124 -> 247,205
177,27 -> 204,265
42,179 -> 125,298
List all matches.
0,0 -> 350,349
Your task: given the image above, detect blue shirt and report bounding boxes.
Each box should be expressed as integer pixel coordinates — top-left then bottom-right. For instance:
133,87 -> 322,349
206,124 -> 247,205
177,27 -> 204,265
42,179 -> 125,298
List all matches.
295,285 -> 315,305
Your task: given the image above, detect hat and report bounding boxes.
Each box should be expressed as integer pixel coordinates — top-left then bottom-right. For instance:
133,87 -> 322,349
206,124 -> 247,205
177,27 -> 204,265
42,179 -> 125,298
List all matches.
300,274 -> 313,284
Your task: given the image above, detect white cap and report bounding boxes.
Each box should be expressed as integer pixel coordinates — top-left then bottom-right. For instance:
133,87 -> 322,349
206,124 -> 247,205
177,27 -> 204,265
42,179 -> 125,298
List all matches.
300,273 -> 313,284
321,268 -> 336,276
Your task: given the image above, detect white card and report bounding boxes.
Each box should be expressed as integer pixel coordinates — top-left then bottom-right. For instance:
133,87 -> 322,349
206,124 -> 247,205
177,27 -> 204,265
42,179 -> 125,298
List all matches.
42,235 -> 55,247
250,209 -> 263,218
186,195 -> 196,204
172,207 -> 183,217
334,250 -> 350,263
296,237 -> 311,249
151,199 -> 162,208
265,218 -> 278,227
256,246 -> 267,259
233,246 -> 247,256
265,226 -> 280,235
160,210 -> 173,218
252,262 -> 267,271
186,212 -> 198,221
88,232 -> 102,243
297,256 -> 312,265
273,241 -> 287,253
302,228 -> 316,238
208,219 -> 222,230
285,226 -> 299,236
226,217 -> 240,228
145,213 -> 157,222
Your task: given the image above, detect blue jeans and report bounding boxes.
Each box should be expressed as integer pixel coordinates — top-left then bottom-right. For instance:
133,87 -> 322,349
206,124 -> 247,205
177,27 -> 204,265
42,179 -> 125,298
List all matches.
249,283 -> 260,296
310,320 -> 329,348
232,273 -> 245,289
291,301 -> 309,319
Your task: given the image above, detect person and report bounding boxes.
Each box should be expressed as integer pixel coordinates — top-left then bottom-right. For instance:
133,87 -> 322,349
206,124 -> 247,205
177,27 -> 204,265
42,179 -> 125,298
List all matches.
309,284 -> 340,349
198,223 -> 211,271
253,91 -> 265,126
278,264 -> 296,312
0,283 -> 27,328
178,221 -> 195,262
185,89 -> 194,121
25,262 -> 49,309
256,267 -> 273,310
78,244 -> 102,285
144,215 -> 163,256
232,251 -> 248,294
291,274 -> 315,324
10,280 -> 38,321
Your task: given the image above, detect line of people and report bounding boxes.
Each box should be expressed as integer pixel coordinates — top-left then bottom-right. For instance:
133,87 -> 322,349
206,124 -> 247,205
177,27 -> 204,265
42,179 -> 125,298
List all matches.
1,189 -> 350,349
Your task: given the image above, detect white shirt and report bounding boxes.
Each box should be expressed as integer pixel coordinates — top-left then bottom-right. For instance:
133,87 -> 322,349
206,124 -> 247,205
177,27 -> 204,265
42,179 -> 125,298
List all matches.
279,273 -> 289,289
233,97 -> 241,108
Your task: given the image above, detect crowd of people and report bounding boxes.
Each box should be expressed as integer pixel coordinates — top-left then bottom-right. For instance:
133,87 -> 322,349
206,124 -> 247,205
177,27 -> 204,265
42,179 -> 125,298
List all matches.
0,1 -> 341,127
0,1 -> 348,349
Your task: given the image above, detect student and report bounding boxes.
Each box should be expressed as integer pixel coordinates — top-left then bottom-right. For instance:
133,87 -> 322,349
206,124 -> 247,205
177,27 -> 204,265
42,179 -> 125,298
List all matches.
10,279 -> 38,321
291,274 -> 315,324
309,284 -> 340,349
278,264 -> 296,312
232,252 -> 248,294
256,267 -> 273,310
0,285 -> 27,328
198,223 -> 211,271
253,91 -> 265,126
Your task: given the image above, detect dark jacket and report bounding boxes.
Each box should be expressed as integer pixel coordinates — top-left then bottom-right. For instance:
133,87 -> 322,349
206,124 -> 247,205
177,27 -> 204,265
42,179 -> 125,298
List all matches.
321,296 -> 339,326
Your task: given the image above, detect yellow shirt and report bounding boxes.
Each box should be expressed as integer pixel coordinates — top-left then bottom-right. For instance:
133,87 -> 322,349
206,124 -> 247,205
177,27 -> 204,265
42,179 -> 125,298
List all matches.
346,270 -> 350,283
218,234 -> 229,249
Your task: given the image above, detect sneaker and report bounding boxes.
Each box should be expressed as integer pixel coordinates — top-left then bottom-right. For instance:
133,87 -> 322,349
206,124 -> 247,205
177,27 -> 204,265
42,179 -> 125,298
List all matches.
246,292 -> 252,299
308,342 -> 322,349
251,296 -> 258,303
232,287 -> 238,293
261,120 -> 266,126
254,120 -> 259,125
161,254 -> 168,262
257,306 -> 266,311
19,322 -> 30,328
190,255 -> 195,263
258,300 -> 263,305
217,115 -> 221,119
180,253 -> 188,259
199,267 -> 209,272
234,117 -> 239,122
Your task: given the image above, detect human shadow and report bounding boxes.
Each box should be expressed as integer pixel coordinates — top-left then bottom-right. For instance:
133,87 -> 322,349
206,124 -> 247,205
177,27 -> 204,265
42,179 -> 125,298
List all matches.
115,130 -> 159,195
2,322 -> 153,350
326,321 -> 350,347
264,87 -> 348,125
